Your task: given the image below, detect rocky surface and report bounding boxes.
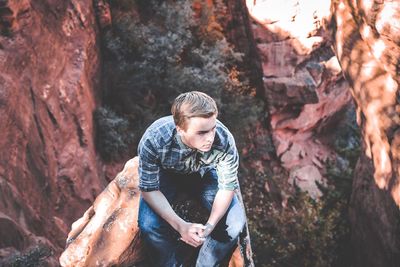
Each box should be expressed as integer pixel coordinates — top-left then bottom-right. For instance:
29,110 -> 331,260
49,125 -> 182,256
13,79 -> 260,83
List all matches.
245,0 -> 354,198
0,0 -> 106,264
60,158 -> 144,267
331,0 -> 400,266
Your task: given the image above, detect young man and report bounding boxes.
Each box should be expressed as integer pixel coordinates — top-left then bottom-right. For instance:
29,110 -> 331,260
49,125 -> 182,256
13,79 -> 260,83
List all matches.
138,91 -> 246,266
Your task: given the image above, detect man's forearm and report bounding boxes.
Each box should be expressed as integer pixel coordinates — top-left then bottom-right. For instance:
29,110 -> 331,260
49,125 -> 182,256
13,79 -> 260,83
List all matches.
141,190 -> 185,231
207,189 -> 235,226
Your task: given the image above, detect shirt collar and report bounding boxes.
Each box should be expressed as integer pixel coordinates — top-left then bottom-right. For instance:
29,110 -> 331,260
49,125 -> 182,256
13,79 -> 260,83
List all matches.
175,132 -> 194,152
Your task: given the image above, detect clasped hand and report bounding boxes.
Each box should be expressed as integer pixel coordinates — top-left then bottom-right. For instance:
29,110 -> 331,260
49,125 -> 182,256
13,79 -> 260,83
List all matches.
179,222 -> 214,247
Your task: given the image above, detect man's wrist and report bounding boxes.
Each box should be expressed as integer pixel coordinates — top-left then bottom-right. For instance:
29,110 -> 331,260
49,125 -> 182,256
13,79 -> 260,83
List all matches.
172,218 -> 186,233
205,222 -> 214,229
201,222 -> 215,238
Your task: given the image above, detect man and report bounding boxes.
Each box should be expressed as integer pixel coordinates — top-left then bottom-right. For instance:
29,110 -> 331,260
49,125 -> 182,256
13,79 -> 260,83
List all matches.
138,91 -> 246,266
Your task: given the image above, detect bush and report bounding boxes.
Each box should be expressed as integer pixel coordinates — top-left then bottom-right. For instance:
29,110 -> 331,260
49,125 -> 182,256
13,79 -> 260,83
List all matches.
99,0 -> 250,148
94,107 -> 133,162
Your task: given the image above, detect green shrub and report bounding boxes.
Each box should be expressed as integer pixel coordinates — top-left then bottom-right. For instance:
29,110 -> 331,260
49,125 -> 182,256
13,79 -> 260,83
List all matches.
94,107 -> 133,162
245,175 -> 353,267
99,0 -> 250,149
0,245 -> 53,267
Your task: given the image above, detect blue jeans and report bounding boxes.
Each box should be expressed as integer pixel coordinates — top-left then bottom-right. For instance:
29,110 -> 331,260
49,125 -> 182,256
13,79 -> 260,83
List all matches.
138,169 -> 246,267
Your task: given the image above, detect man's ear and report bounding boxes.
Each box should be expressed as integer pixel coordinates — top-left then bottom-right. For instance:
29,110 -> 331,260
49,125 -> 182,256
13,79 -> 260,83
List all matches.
176,125 -> 184,134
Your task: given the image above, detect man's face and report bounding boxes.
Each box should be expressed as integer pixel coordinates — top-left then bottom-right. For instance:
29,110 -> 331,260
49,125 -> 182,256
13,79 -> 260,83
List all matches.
177,115 -> 217,152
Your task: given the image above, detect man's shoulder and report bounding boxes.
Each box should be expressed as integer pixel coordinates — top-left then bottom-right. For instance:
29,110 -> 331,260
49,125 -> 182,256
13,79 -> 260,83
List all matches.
148,115 -> 175,130
140,116 -> 176,148
214,119 -> 235,148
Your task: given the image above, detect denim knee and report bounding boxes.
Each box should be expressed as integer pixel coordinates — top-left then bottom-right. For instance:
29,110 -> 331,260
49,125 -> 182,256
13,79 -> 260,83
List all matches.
226,214 -> 246,240
225,197 -> 246,240
138,215 -> 158,235
138,199 -> 163,238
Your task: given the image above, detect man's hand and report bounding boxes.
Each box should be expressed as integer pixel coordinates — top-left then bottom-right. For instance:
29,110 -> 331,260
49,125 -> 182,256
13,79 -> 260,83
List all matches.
178,222 -> 206,247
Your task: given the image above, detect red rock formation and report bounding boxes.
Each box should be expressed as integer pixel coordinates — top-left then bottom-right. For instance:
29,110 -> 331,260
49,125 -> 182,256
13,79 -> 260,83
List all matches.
60,157 -> 144,267
331,0 -> 400,265
0,0 -> 105,264
245,0 -> 354,198
0,0 -> 30,33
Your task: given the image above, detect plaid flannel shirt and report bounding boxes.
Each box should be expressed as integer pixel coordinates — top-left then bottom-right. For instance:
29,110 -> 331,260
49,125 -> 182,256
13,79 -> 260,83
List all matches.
138,116 -> 239,192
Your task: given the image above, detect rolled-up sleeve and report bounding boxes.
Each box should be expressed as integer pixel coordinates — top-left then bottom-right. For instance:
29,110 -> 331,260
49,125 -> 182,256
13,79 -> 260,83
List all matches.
215,132 -> 239,191
138,132 -> 160,192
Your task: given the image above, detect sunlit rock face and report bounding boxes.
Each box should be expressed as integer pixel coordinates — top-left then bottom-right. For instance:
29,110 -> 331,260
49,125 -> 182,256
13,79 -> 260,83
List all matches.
246,0 -> 354,198
0,0 -> 105,264
332,0 -> 400,266
59,158 -> 144,267
334,0 -> 400,198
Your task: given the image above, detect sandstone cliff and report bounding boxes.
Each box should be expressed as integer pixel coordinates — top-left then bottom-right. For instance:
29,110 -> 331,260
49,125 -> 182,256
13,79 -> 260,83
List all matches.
0,0 -> 106,264
331,0 -> 400,266
247,0 -> 354,198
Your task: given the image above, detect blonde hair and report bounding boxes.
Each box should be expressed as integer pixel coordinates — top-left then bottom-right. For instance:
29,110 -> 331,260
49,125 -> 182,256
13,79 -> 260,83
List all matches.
171,91 -> 218,129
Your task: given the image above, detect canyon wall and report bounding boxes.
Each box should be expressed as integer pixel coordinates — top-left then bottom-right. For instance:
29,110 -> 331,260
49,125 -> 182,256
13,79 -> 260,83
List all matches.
246,0 -> 354,198
331,0 -> 400,266
0,0 -> 106,264
247,1 -> 400,265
